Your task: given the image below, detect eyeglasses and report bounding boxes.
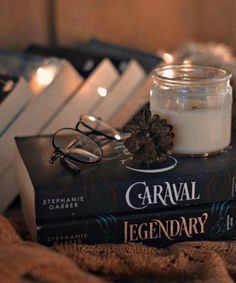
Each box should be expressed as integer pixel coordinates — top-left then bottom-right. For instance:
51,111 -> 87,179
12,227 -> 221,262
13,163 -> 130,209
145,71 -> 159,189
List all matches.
49,114 -> 123,173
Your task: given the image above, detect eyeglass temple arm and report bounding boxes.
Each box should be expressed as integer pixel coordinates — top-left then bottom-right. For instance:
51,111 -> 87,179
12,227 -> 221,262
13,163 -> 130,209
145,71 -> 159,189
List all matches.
49,150 -> 62,164
75,117 -> 82,130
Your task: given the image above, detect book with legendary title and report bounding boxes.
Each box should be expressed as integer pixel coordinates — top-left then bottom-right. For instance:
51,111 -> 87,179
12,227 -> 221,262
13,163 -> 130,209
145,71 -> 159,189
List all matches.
38,201 -> 236,246
15,132 -> 236,232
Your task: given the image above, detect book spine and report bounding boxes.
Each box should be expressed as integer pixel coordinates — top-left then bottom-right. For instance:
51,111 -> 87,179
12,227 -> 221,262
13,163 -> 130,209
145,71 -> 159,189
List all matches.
37,201 -> 236,246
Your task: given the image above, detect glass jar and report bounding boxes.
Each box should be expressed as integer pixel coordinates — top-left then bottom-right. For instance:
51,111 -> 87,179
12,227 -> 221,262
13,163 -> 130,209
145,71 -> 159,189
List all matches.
150,65 -> 232,156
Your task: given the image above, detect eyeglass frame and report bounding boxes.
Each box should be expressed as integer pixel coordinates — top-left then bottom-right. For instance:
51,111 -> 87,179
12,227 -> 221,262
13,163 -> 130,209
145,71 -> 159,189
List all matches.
49,114 -> 123,169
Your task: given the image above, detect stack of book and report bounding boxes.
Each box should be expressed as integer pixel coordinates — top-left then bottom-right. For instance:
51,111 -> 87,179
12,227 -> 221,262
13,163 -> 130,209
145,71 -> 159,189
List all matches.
15,131 -> 236,247
5,39 -> 236,248
0,40 -> 162,212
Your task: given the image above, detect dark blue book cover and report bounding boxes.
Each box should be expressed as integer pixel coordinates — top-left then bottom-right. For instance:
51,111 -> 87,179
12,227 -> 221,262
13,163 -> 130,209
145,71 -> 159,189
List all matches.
16,132 -> 236,224
26,44 -> 129,77
38,201 -> 236,246
79,38 -> 162,73
0,49 -> 54,80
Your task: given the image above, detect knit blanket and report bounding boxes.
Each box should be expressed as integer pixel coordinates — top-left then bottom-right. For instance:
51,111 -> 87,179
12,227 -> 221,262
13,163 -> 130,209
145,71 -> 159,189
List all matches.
0,215 -> 236,283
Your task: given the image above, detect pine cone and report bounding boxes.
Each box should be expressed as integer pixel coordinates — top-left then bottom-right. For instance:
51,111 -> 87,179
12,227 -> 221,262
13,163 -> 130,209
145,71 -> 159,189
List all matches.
123,109 -> 174,163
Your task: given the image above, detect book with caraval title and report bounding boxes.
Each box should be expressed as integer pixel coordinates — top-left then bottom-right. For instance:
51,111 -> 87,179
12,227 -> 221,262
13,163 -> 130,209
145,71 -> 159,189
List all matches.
15,130 -> 236,246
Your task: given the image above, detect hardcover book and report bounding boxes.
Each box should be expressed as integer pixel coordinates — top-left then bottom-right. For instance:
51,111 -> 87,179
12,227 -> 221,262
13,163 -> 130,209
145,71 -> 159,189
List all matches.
79,38 -> 162,73
90,59 -> 146,120
37,201 -> 236,246
0,50 -> 83,212
0,49 -> 50,82
42,59 -> 119,134
108,75 -> 152,128
27,45 -> 130,76
0,75 -> 32,135
16,133 -> 236,229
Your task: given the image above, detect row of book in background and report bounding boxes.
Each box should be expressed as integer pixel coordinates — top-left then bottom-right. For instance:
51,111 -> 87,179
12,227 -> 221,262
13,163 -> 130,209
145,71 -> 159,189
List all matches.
2,38 -> 236,248
0,38 -> 162,212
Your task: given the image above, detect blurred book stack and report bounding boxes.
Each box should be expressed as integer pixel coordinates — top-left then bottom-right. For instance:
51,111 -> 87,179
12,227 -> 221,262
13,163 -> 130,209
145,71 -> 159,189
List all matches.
0,39 -> 162,212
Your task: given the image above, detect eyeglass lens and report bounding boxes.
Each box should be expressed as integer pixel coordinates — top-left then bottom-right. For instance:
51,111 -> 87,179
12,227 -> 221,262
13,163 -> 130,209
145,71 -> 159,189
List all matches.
53,128 -> 102,163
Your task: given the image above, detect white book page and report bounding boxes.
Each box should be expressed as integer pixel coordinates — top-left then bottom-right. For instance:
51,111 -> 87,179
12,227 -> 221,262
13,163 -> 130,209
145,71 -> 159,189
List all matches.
0,60 -> 82,181
43,59 -> 119,134
91,60 -> 146,121
109,75 -> 153,128
0,77 -> 32,135
0,166 -> 16,212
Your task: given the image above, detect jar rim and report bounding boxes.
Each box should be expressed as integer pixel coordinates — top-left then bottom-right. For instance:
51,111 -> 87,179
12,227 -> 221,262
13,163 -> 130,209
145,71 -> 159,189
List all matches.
153,64 -> 231,85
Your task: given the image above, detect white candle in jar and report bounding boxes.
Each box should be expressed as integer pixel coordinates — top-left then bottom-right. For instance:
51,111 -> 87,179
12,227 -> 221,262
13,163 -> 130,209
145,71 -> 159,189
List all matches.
151,99 -> 232,155
150,65 -> 232,156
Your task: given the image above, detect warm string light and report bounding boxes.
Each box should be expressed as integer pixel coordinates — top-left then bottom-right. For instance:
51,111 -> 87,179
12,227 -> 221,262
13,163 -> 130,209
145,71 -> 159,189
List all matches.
162,52 -> 174,64
36,67 -> 56,86
30,64 -> 58,94
97,87 -> 107,97
88,115 -> 96,121
183,59 -> 192,65
157,50 -> 175,64
0,78 -> 14,93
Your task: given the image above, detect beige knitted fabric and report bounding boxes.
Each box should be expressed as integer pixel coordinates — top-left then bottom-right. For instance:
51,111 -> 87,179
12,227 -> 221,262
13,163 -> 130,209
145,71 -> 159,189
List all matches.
0,215 -> 236,283
0,216 -> 102,283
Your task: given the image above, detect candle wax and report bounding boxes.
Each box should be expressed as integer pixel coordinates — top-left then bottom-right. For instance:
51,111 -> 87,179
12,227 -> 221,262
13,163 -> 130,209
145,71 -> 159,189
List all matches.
150,92 -> 232,155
